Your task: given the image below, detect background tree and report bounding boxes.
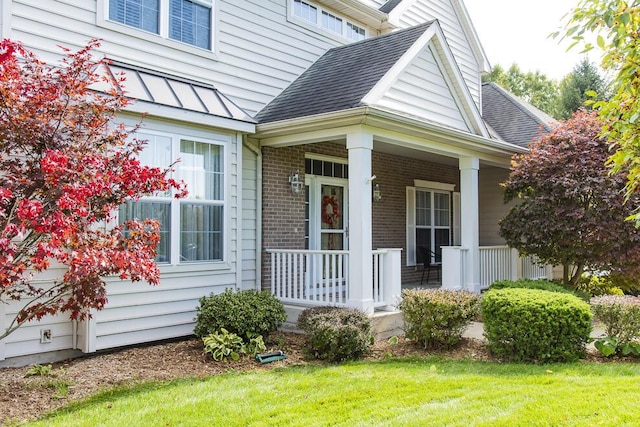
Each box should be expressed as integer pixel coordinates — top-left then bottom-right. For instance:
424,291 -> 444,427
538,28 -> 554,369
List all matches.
482,63 -> 562,118
559,0 -> 640,221
499,110 -> 640,287
556,58 -> 610,119
0,40 -> 186,340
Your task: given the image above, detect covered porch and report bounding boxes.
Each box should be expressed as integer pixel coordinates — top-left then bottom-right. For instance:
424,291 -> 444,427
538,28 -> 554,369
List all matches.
253,21 -> 549,316
256,107 -> 545,315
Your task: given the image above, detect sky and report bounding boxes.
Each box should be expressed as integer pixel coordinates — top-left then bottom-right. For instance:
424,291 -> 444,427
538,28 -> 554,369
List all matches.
464,0 -> 593,80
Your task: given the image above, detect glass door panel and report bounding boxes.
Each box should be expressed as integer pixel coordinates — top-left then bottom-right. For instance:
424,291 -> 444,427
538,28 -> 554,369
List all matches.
320,184 -> 346,250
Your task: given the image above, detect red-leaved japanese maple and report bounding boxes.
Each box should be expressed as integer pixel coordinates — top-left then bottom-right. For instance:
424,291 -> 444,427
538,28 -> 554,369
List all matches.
0,40 -> 186,340
500,110 -> 640,288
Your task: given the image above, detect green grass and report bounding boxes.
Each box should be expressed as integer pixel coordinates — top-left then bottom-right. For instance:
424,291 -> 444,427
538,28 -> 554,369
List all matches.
29,358 -> 640,426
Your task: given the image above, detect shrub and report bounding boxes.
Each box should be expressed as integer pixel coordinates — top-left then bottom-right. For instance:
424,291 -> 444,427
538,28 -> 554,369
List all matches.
297,307 -> 373,362
482,288 -> 592,362
591,295 -> 640,347
398,289 -> 480,349
194,289 -> 287,340
577,274 -> 624,297
490,278 -> 589,301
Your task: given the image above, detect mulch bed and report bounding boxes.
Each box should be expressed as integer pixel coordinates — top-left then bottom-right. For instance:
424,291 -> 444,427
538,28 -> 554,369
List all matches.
0,332 -> 611,425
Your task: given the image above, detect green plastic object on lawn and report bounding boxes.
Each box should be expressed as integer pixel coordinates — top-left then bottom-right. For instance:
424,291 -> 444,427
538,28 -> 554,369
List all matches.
255,350 -> 286,363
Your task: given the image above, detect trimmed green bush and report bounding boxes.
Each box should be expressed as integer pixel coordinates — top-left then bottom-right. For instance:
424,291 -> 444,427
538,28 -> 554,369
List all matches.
591,295 -> 640,346
194,289 -> 287,340
490,278 -> 589,301
482,288 -> 592,362
297,307 -> 373,362
398,289 -> 480,349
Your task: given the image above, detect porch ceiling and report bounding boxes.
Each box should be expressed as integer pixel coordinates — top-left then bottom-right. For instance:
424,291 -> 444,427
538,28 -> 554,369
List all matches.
255,106 -> 526,167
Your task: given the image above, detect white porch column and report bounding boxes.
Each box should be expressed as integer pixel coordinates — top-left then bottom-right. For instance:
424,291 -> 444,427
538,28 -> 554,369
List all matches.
459,157 -> 480,293
347,130 -> 374,314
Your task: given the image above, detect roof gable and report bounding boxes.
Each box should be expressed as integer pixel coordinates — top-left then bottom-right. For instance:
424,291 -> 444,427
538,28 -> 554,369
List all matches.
361,22 -> 488,135
256,22 -> 431,123
257,21 -> 488,138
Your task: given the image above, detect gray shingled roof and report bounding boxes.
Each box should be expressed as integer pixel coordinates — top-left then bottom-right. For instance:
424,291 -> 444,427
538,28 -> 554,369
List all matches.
481,82 -> 556,148
379,0 -> 403,13
255,22 -> 433,123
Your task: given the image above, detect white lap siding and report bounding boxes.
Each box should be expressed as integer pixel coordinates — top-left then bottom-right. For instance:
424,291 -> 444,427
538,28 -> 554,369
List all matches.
9,0 -> 355,116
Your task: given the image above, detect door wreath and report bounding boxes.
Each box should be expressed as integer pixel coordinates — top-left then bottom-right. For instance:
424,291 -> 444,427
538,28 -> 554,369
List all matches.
321,195 -> 340,229
321,195 -> 341,250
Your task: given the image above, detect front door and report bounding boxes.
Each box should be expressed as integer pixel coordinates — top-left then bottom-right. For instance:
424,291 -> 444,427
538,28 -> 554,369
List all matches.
305,176 -> 348,301
306,176 -> 348,251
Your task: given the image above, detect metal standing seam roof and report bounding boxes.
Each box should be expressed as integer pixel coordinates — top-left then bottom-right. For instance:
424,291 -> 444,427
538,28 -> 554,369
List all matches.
94,61 -> 256,124
255,21 -> 434,124
481,82 -> 557,148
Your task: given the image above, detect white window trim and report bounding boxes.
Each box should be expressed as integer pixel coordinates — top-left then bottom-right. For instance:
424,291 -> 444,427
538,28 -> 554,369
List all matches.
406,183 -> 458,266
96,0 -> 219,60
288,0 -> 367,43
413,180 -> 456,192
117,126 -> 231,270
305,153 -> 348,164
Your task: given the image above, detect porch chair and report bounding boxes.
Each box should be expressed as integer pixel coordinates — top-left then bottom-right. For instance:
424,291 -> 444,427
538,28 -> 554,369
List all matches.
419,246 -> 441,286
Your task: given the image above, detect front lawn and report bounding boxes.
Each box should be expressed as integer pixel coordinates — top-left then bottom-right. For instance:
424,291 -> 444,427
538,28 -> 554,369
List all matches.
30,358 -> 640,426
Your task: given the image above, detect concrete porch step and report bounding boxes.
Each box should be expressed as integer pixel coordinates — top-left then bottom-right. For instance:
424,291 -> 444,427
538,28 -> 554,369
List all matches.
282,305 -> 404,340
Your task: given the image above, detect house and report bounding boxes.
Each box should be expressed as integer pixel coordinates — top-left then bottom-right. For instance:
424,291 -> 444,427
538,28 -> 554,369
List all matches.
0,0 -> 551,366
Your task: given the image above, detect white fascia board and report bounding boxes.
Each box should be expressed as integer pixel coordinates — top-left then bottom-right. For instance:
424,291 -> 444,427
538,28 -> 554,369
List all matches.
256,106 -> 526,162
428,25 -> 489,138
124,101 -> 256,134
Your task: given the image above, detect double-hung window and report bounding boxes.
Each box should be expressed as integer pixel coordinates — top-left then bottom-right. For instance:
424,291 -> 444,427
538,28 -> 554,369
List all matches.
415,190 -> 450,263
119,131 -> 225,264
407,182 -> 459,266
107,0 -> 212,50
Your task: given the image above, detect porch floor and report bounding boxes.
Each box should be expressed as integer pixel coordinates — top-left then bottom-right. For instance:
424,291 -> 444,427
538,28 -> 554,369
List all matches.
401,278 -> 441,291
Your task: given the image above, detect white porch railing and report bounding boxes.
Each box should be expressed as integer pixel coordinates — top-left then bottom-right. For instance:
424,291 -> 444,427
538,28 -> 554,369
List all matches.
443,245 -> 553,291
267,248 -> 401,309
479,246 -> 515,287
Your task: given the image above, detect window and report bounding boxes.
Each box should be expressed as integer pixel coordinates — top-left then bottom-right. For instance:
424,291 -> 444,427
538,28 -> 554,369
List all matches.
169,0 -> 211,49
107,0 -> 212,50
416,190 -> 450,263
346,22 -> 365,41
294,0 -> 317,24
407,182 -> 459,266
291,0 -> 366,41
321,11 -> 342,34
109,0 -> 159,33
119,131 -> 225,264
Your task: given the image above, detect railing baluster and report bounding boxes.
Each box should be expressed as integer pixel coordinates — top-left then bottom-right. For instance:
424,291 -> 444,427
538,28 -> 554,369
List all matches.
270,252 -> 275,297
